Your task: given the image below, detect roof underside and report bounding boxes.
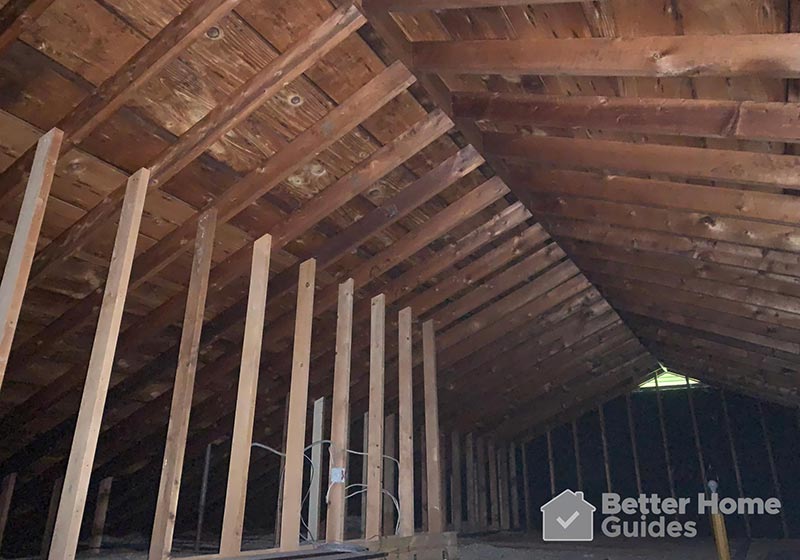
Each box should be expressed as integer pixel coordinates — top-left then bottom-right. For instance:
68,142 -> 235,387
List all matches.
0,0 -> 798,529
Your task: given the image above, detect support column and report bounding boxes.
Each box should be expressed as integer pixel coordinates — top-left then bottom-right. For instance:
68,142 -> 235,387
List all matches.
0,473 -> 16,552
365,294 -> 386,540
279,260 -> 317,550
450,432 -> 462,532
219,234 -> 272,555
383,413 -> 397,535
89,477 -> 113,550
397,307 -> 415,537
509,443 -> 520,530
149,210 -> 217,560
49,168 -> 149,560
422,320 -> 443,533
307,397 -> 326,542
0,128 -> 63,387
325,279 -> 354,543
41,477 -> 63,558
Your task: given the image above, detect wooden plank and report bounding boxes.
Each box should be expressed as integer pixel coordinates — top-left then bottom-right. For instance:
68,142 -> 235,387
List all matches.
0,0 -> 56,54
487,440 -> 499,530
546,431 -> 555,497
720,392 -> 751,538
0,473 -> 16,550
758,401 -> 789,537
498,447 -> 510,532
572,422 -> 582,490
422,320 -> 444,533
383,413 -> 397,535
449,432 -> 462,533
89,477 -> 113,550
195,444 -> 213,552
219,235 -> 272,555
365,0 -> 581,12
397,307 -> 414,538
307,397 -> 325,542
598,405 -> 612,493
453,92 -> 800,142
279,259 -> 317,551
413,34 -> 800,77
41,477 -> 63,558
520,444 -> 532,532
361,413 -> 369,537
464,433 -> 477,532
325,280 -> 354,543
47,168 -> 149,560
476,437 -> 488,531
149,211 -> 217,560
365,294 -> 386,540
0,128 -> 62,388
508,444 -> 520,530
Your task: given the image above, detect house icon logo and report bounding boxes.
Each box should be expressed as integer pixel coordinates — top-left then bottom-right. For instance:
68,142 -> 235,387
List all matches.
540,489 -> 596,541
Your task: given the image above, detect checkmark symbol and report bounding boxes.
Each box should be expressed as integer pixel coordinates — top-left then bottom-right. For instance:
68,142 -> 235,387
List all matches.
556,511 -> 580,529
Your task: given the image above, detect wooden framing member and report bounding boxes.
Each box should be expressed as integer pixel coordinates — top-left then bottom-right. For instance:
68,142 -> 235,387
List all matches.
149,210 -> 217,560
508,443 -> 520,530
598,405 -> 612,493
497,446 -> 510,532
41,477 -> 63,558
0,0 -> 57,54
47,168 -> 149,560
476,437 -> 488,531
625,394 -> 643,495
757,401 -> 788,538
361,413 -> 369,536
89,477 -> 113,550
449,432 -> 462,533
279,259 -> 317,550
0,128 -> 63,388
521,444 -> 532,532
419,427 -> 428,532
365,294 -> 386,540
685,377 -> 708,490
464,433 -> 477,532
325,279 -> 354,543
422,320 -> 444,533
219,234 -> 272,555
487,440 -> 499,531
653,373 -> 676,504
195,444 -> 212,552
0,473 -> 16,551
383,413 -> 397,535
364,0 -> 581,13
307,397 -> 326,542
572,421 -> 583,490
546,431 -> 555,497
412,34 -> 800,77
720,392 -> 751,538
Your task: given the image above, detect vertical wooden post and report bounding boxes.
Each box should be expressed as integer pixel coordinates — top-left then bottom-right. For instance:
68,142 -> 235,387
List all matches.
422,320 -> 443,533
279,259 -> 317,550
476,437 -> 488,531
397,309 -> 414,537
464,433 -> 477,532
509,443 -> 520,530
487,440 -> 499,530
365,294 -> 386,540
720,392 -> 751,538
498,446 -> 510,531
757,401 -> 788,538
274,395 -> 290,543
521,443 -> 532,532
625,394 -> 643,495
308,397 -> 326,542
383,413 -> 397,535
685,377 -> 707,490
419,427 -> 428,532
325,279 -> 354,543
0,473 -> 16,551
41,477 -> 63,558
49,168 -> 149,560
572,421 -> 583,490
219,234 -> 272,555
0,128 -> 63,388
195,444 -> 213,552
546,430 -> 555,497
360,412 -> 369,536
89,477 -> 113,550
450,432 -> 462,532
710,508 -> 732,560
654,375 -> 676,503
598,405 -> 613,493
149,211 -> 217,560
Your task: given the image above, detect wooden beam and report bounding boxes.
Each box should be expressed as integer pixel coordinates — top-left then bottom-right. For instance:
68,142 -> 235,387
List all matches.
413,34 -> 800,77
149,211 -> 217,560
598,405 -> 612,494
88,477 -> 112,550
498,446 -> 510,532
195,444 -> 213,552
365,294 -> 386,540
464,433 -> 477,532
0,473 -> 16,551
520,444 -> 532,532
508,443 -> 520,530
546,431 -> 555,497
361,412 -> 369,537
307,398 -> 325,542
47,168 -> 149,560
219,235 -> 272,555
422,320 -> 444,533
476,437 -> 488,531
41,477 -> 62,558
757,401 -> 788,538
280,259 -> 317,550
365,0 -> 581,12
0,0 -> 56,54
326,280 -> 354,543
453,92 -> 800,143
720,392 -> 751,538
0,127 -> 62,388
383,413 -> 397,535
487,440 -> 499,531
450,432 -> 462,533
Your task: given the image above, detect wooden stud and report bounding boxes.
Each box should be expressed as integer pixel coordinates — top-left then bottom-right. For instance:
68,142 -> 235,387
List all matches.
383,413 -> 397,535
0,128 -> 63,388
365,294 -> 386,540
487,440 -> 499,531
279,259 -> 317,550
48,168 -> 149,560
41,477 -> 62,559
89,477 -> 113,550
625,394 -> 643,495
361,412 -> 369,536
464,433 -> 477,532
572,421 -> 583,490
546,431 -> 555,497
450,432 -> 462,533
598,405 -> 612,494
422,320 -> 444,533
307,397 -> 326,542
685,378 -> 708,489
274,395 -> 291,544
757,401 -> 789,538
325,279 -> 354,543
498,447 -> 510,532
509,444 -> 520,531
420,428 -> 428,532
521,444 -> 532,532
149,210 -> 217,560
476,437 -> 488,531
654,375 -> 676,504
0,473 -> 16,551
219,234 -> 272,555
195,444 -> 212,552
720,392 -> 751,538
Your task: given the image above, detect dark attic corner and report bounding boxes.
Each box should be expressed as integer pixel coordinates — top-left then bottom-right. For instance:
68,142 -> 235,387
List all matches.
0,1 -> 798,560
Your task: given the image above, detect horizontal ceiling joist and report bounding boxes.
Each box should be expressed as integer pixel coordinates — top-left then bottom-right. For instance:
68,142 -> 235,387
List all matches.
0,0 -> 57,54
363,0 -> 581,12
412,34 -> 800,77
453,91 -> 800,142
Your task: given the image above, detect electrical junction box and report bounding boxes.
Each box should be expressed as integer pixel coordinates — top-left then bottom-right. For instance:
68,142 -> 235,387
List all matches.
330,467 -> 346,484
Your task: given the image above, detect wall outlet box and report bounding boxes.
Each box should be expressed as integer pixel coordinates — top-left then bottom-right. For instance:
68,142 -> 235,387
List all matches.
330,467 -> 346,484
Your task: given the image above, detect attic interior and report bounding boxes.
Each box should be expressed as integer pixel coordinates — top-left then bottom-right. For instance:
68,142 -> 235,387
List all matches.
0,0 -> 799,559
